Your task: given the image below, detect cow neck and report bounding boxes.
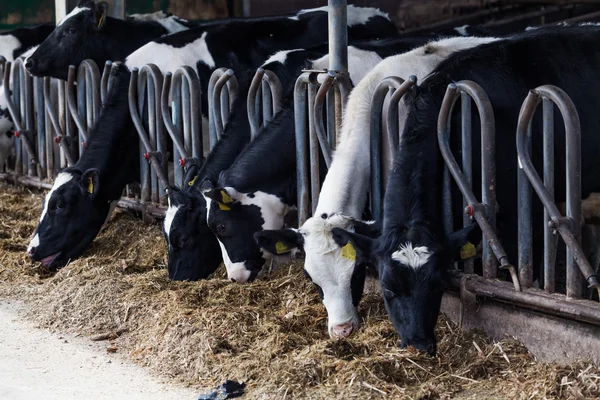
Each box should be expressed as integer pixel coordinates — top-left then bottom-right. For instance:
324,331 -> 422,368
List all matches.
382,92 -> 444,240
74,69 -> 139,202
91,17 -> 169,65
219,103 -> 297,205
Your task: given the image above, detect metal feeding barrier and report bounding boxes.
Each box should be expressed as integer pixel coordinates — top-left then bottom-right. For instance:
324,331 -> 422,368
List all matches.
294,70 -> 351,225
437,80 -> 520,291
207,68 -> 239,150
369,75 -> 417,222
248,67 -> 283,138
516,85 -> 600,298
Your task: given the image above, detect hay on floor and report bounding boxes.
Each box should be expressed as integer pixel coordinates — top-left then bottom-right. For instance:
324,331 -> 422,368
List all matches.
0,182 -> 598,399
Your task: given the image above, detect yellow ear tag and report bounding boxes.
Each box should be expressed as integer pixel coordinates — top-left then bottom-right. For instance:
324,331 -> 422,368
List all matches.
275,241 -> 289,254
220,190 -> 233,204
460,242 -> 476,260
187,175 -> 198,187
340,242 -> 356,261
97,13 -> 105,28
218,202 -> 230,211
87,177 -> 94,194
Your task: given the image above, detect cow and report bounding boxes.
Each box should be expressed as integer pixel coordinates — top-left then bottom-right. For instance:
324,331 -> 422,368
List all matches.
25,0 -> 192,80
329,25 -> 600,354
25,6 -> 397,271
255,36 -> 499,339
201,36 -> 454,284
0,23 -> 54,63
26,63 -> 137,268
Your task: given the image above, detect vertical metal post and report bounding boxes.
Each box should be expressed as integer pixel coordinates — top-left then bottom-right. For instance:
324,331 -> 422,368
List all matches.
294,74 -> 310,225
308,79 -> 320,214
543,98 -> 557,293
518,122 -> 533,289
328,0 -> 348,74
461,93 -> 474,274
110,0 -> 126,19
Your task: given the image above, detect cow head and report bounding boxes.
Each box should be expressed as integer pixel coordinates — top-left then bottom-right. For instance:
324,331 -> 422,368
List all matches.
202,179 -> 290,283
332,223 -> 480,356
255,214 -> 379,338
27,168 -> 113,269
25,1 -> 109,79
163,166 -> 222,281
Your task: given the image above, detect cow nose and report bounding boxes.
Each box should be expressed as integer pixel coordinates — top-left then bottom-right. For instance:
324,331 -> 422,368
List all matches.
402,339 -> 436,356
227,267 -> 251,283
331,322 -> 355,338
27,247 -> 36,258
25,58 -> 35,71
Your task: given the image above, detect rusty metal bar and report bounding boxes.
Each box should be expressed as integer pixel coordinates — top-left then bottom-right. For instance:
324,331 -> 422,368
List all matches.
438,81 -> 520,290
129,67 -> 169,200
516,86 -> 599,297
369,76 -> 416,221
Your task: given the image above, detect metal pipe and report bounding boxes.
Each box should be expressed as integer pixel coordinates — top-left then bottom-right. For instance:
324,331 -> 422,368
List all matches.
208,68 -> 237,148
294,73 -> 310,225
369,76 -> 415,221
248,68 -> 264,137
100,61 -> 112,103
161,73 -> 190,161
328,0 -> 348,73
516,86 -> 599,293
543,98 -> 557,293
43,76 -> 75,166
438,82 -> 516,288
308,75 -> 320,214
128,68 -> 170,191
313,71 -> 335,167
461,92 -> 474,274
67,66 -> 88,144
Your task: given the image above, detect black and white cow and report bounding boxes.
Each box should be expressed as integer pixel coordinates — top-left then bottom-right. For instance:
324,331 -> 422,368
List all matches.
330,25 -> 600,354
26,63 -> 138,267
25,0 -> 191,80
0,23 -> 54,62
25,6 -> 396,270
163,46 -> 330,281
256,36 -> 499,338
201,36 -> 450,285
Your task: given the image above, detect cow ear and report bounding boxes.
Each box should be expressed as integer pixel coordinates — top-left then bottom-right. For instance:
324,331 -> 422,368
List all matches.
202,187 -> 238,210
254,229 -> 303,255
81,168 -> 100,198
447,223 -> 482,261
331,227 -> 374,265
183,164 -> 200,191
94,1 -> 109,30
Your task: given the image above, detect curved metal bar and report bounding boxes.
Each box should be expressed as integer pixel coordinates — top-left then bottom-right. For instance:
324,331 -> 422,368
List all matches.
208,68 -> 236,144
100,61 -> 112,103
172,66 -> 203,163
438,81 -> 520,291
3,62 -> 42,177
516,86 -> 599,294
247,68 -> 265,137
128,67 -> 170,191
43,76 -> 75,166
295,72 -> 311,225
247,68 -> 283,139
77,60 -> 101,123
161,73 -> 189,160
369,76 -> 407,221
66,65 -> 88,143
313,71 -> 335,167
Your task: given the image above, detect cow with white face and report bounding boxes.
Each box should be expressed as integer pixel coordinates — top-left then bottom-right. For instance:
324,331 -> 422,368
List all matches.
27,65 -> 137,268
205,38 -> 443,284
256,36 -> 499,338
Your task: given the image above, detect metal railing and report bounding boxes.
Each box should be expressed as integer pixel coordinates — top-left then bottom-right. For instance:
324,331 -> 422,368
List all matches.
248,67 -> 283,138
294,70 -> 351,225
516,85 -> 600,298
207,68 -> 239,150
369,75 -> 417,221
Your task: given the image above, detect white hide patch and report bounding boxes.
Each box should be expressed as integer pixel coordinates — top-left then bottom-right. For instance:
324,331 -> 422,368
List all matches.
128,11 -> 169,21
39,172 -> 73,223
163,204 -> 180,241
311,46 -> 383,85
292,5 -> 390,26
224,188 -> 289,230
299,214 -> 359,329
156,16 -> 189,34
262,48 -> 304,66
0,34 -> 21,63
125,31 -> 215,74
218,240 -> 251,282
454,25 -> 469,36
391,243 -> 432,270
19,45 -> 38,62
27,234 -> 39,253
57,7 -> 90,27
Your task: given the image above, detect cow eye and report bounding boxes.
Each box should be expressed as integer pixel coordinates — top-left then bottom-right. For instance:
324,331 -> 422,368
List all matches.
67,27 -> 76,35
178,236 -> 190,248
382,287 -> 396,299
216,224 -> 226,236
55,201 -> 64,210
